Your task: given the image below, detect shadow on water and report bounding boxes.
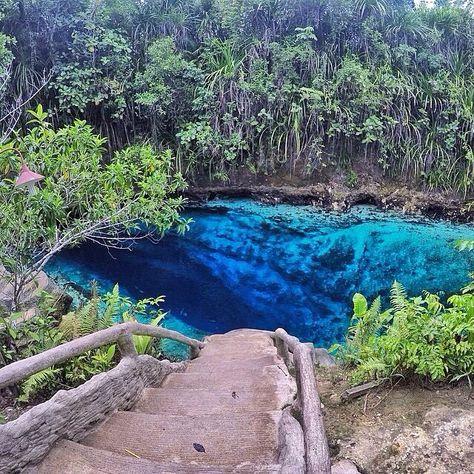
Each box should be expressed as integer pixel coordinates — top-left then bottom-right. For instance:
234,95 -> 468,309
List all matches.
47,200 -> 474,348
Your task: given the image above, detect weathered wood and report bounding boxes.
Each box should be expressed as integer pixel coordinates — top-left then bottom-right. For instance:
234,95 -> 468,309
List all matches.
117,333 -> 138,358
0,321 -> 204,390
275,331 -> 293,369
274,328 -> 331,474
278,406 -> 306,474
341,380 -> 382,401
0,355 -> 188,473
293,344 -> 331,474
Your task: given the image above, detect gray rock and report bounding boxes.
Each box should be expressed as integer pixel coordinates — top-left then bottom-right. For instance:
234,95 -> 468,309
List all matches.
332,459 -> 361,474
313,347 -> 337,367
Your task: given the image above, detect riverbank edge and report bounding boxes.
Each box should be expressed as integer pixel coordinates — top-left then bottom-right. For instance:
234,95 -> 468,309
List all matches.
184,183 -> 474,222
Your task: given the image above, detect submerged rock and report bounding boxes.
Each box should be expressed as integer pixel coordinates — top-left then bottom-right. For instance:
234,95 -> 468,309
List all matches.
46,199 -> 474,347
185,183 -> 474,222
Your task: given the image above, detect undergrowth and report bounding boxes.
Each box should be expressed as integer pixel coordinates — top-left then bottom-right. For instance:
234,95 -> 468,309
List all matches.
0,283 -> 166,403
332,281 -> 474,386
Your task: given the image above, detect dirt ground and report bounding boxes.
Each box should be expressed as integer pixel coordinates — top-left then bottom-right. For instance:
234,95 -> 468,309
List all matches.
319,367 -> 474,474
0,391 -> 30,423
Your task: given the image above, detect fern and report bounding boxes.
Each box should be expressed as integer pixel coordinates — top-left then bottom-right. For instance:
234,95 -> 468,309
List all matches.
353,357 -> 389,383
454,239 -> 474,252
100,284 -> 120,329
19,368 -> 61,402
339,281 -> 474,386
58,311 -> 80,340
59,282 -> 110,339
79,285 -> 100,335
390,280 -> 408,311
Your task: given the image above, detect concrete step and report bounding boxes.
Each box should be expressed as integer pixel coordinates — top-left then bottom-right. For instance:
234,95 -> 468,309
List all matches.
197,345 -> 277,360
81,411 -> 281,466
201,332 -> 275,351
186,355 -> 281,373
206,329 -> 274,341
176,366 -> 274,382
133,385 -> 290,415
31,440 -> 281,473
203,333 -> 274,346
159,366 -> 285,391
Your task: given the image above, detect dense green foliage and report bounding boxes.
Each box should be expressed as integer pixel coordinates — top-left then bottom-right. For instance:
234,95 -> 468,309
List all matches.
0,0 -> 473,191
334,281 -> 474,385
0,284 -> 166,402
0,106 -> 188,308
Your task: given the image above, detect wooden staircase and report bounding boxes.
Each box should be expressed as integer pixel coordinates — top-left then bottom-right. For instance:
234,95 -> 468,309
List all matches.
29,330 -> 297,473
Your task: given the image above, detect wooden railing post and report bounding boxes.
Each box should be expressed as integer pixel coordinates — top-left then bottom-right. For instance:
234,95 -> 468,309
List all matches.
0,322 -> 205,390
117,333 -> 138,358
275,328 -> 293,370
190,345 -> 200,359
293,344 -> 331,474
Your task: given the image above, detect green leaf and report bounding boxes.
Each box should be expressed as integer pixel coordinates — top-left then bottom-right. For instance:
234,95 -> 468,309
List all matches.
353,293 -> 368,317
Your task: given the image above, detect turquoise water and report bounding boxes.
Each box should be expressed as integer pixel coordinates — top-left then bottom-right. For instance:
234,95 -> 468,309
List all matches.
47,199 -> 474,347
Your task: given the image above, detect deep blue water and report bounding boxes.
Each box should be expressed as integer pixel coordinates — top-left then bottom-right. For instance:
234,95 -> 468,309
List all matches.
46,200 -> 474,347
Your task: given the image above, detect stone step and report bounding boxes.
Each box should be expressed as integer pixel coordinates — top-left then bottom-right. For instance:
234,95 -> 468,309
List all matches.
133,385 -> 289,415
81,411 -> 281,466
31,440 -> 281,473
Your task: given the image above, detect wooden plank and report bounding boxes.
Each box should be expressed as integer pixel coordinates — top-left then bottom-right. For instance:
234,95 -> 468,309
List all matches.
341,380 -> 383,401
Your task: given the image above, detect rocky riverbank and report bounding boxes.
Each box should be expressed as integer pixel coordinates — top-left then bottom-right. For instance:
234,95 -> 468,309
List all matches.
184,183 -> 474,222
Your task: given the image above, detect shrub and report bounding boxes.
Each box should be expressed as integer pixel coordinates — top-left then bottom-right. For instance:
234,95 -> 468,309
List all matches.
332,281 -> 474,385
1,284 -> 167,402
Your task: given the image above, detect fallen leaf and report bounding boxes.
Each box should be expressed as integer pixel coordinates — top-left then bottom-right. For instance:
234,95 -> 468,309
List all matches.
193,443 -> 206,453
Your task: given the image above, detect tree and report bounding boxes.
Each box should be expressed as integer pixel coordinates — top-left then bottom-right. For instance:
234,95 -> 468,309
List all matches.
0,106 -> 189,310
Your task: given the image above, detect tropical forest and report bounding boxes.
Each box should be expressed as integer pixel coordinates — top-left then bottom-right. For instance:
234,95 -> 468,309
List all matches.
1,0 -> 474,473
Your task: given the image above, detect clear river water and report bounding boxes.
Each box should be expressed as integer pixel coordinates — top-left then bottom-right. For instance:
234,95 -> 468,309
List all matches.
47,199 -> 474,348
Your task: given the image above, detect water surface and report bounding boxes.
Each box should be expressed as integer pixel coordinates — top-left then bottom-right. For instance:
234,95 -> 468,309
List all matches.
47,200 -> 474,347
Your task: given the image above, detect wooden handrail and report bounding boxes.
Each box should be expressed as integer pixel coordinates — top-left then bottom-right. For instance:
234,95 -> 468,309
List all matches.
274,328 -> 331,474
0,322 -> 204,390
